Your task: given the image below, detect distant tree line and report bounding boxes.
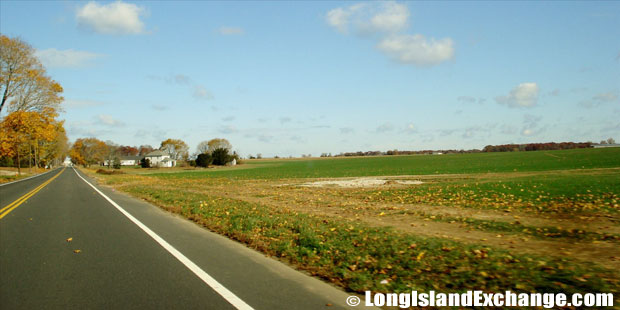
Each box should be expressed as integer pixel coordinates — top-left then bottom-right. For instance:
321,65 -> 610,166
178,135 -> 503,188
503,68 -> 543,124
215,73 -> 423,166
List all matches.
332,149 -> 481,157
322,139 -> 616,158
482,142 -> 593,153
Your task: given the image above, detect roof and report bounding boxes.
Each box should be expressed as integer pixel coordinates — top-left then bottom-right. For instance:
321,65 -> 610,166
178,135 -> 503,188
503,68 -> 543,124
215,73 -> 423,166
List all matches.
145,150 -> 167,157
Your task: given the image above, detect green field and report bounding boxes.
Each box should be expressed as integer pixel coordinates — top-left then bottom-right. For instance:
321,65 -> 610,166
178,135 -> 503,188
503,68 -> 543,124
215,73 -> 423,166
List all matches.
149,148 -> 620,179
88,147 -> 620,302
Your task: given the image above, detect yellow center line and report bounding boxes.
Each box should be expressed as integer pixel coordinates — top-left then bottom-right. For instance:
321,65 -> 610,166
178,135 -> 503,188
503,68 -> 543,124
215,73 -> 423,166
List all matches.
0,168 -> 65,219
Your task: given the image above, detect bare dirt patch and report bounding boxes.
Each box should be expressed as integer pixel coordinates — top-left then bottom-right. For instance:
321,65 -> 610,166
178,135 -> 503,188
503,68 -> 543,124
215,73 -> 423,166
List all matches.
297,177 -> 424,188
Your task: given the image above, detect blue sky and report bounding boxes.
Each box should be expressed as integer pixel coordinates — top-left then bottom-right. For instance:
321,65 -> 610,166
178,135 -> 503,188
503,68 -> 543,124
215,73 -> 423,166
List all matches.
1,1 -> 618,157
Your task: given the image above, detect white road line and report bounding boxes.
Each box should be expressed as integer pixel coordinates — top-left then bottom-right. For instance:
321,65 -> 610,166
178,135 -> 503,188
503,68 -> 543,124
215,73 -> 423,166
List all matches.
0,167 -> 59,187
72,167 -> 255,310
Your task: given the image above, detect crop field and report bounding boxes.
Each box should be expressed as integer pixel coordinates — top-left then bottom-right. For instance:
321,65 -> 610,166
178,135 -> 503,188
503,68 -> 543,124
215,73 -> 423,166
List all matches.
85,148 -> 620,302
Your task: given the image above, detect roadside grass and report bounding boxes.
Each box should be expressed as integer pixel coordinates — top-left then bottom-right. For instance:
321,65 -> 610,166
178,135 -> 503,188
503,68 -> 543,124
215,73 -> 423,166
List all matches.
108,182 -> 618,296
0,167 -> 48,184
145,148 -> 620,180
0,175 -> 19,184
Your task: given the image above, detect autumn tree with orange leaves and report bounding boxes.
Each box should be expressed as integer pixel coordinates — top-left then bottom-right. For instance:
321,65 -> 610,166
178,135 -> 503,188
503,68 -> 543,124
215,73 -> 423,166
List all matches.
69,138 -> 107,167
0,109 -> 63,174
1,35 -> 67,172
1,34 -> 63,114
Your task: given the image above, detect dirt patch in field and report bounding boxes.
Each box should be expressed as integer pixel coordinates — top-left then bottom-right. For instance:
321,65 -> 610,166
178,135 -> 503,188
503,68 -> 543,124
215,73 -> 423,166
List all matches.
297,177 -> 424,188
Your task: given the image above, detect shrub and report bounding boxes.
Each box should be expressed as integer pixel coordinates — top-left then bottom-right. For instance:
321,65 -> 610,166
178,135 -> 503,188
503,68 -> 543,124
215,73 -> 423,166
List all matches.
140,158 -> 151,168
96,169 -> 124,175
196,153 -> 213,167
211,148 -> 231,166
113,157 -> 121,169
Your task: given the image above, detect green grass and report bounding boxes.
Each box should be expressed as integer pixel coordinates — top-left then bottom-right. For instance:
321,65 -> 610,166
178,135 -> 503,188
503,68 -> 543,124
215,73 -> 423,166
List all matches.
365,171 -> 620,214
147,148 -> 620,180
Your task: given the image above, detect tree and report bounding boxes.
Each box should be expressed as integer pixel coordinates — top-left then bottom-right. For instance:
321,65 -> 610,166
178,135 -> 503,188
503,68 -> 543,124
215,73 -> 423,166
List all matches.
196,140 -> 211,154
211,148 -> 232,166
160,138 -> 189,161
140,157 -> 151,168
119,145 -> 139,156
70,138 -> 107,167
6,69 -> 63,114
195,153 -> 212,167
1,34 -> 63,114
0,109 -> 59,173
104,141 -> 120,169
206,138 -> 232,154
607,138 -> 616,145
38,121 -> 68,168
139,145 -> 154,156
113,157 -> 121,169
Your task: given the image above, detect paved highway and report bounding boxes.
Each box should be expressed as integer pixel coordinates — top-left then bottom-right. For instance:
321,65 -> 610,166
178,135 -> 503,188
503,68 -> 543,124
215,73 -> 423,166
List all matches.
1,167 -> 371,309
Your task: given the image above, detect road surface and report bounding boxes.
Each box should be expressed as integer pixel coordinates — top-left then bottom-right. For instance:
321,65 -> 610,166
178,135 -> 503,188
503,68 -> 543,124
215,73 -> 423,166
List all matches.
1,167 -> 371,309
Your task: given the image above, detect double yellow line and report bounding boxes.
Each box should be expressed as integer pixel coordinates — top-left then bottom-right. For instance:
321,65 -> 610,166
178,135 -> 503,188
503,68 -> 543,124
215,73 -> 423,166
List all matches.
0,168 -> 65,219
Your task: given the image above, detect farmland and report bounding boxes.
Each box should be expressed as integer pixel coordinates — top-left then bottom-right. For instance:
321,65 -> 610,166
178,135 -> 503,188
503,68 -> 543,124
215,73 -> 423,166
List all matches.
84,148 -> 620,300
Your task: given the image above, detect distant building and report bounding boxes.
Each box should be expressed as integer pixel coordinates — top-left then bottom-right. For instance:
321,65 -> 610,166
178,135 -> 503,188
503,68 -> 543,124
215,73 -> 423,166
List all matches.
593,144 -> 620,148
144,150 -> 176,167
120,156 -> 141,166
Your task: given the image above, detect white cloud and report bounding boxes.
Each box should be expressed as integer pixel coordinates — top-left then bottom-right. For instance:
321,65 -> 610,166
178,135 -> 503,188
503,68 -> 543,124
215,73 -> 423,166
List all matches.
35,48 -> 102,68
326,2 -> 408,34
96,114 -> 125,127
76,1 -> 146,35
218,27 -> 244,35
368,2 -> 409,33
377,34 -> 455,66
326,2 -> 454,68
326,7 -> 353,33
193,85 -> 214,100
495,82 -> 540,108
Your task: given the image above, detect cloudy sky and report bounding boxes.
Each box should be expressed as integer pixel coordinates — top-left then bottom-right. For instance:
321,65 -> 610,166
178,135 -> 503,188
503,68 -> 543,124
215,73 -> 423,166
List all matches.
1,1 -> 618,157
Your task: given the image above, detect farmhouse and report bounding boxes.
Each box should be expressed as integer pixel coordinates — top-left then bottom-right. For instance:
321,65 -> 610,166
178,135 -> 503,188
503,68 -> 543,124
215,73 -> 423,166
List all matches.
120,156 -> 141,166
144,150 -> 176,167
103,155 -> 142,166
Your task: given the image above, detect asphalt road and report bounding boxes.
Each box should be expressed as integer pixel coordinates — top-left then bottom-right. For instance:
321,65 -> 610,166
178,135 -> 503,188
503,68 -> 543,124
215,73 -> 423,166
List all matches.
0,167 -> 373,310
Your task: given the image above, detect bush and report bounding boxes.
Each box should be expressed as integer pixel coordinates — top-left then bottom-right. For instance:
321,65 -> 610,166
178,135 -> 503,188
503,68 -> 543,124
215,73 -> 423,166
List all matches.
196,153 -> 213,167
113,157 -> 121,169
211,148 -> 232,166
96,169 -> 125,175
140,158 -> 151,168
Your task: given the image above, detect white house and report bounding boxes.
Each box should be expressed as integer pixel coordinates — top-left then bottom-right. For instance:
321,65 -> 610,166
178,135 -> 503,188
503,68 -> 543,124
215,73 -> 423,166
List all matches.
144,150 -> 176,167
120,156 -> 141,166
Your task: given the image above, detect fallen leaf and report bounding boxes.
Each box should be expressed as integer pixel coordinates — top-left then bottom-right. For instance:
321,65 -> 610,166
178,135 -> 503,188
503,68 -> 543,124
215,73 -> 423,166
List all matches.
66,237 -> 73,242
73,249 -> 81,253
